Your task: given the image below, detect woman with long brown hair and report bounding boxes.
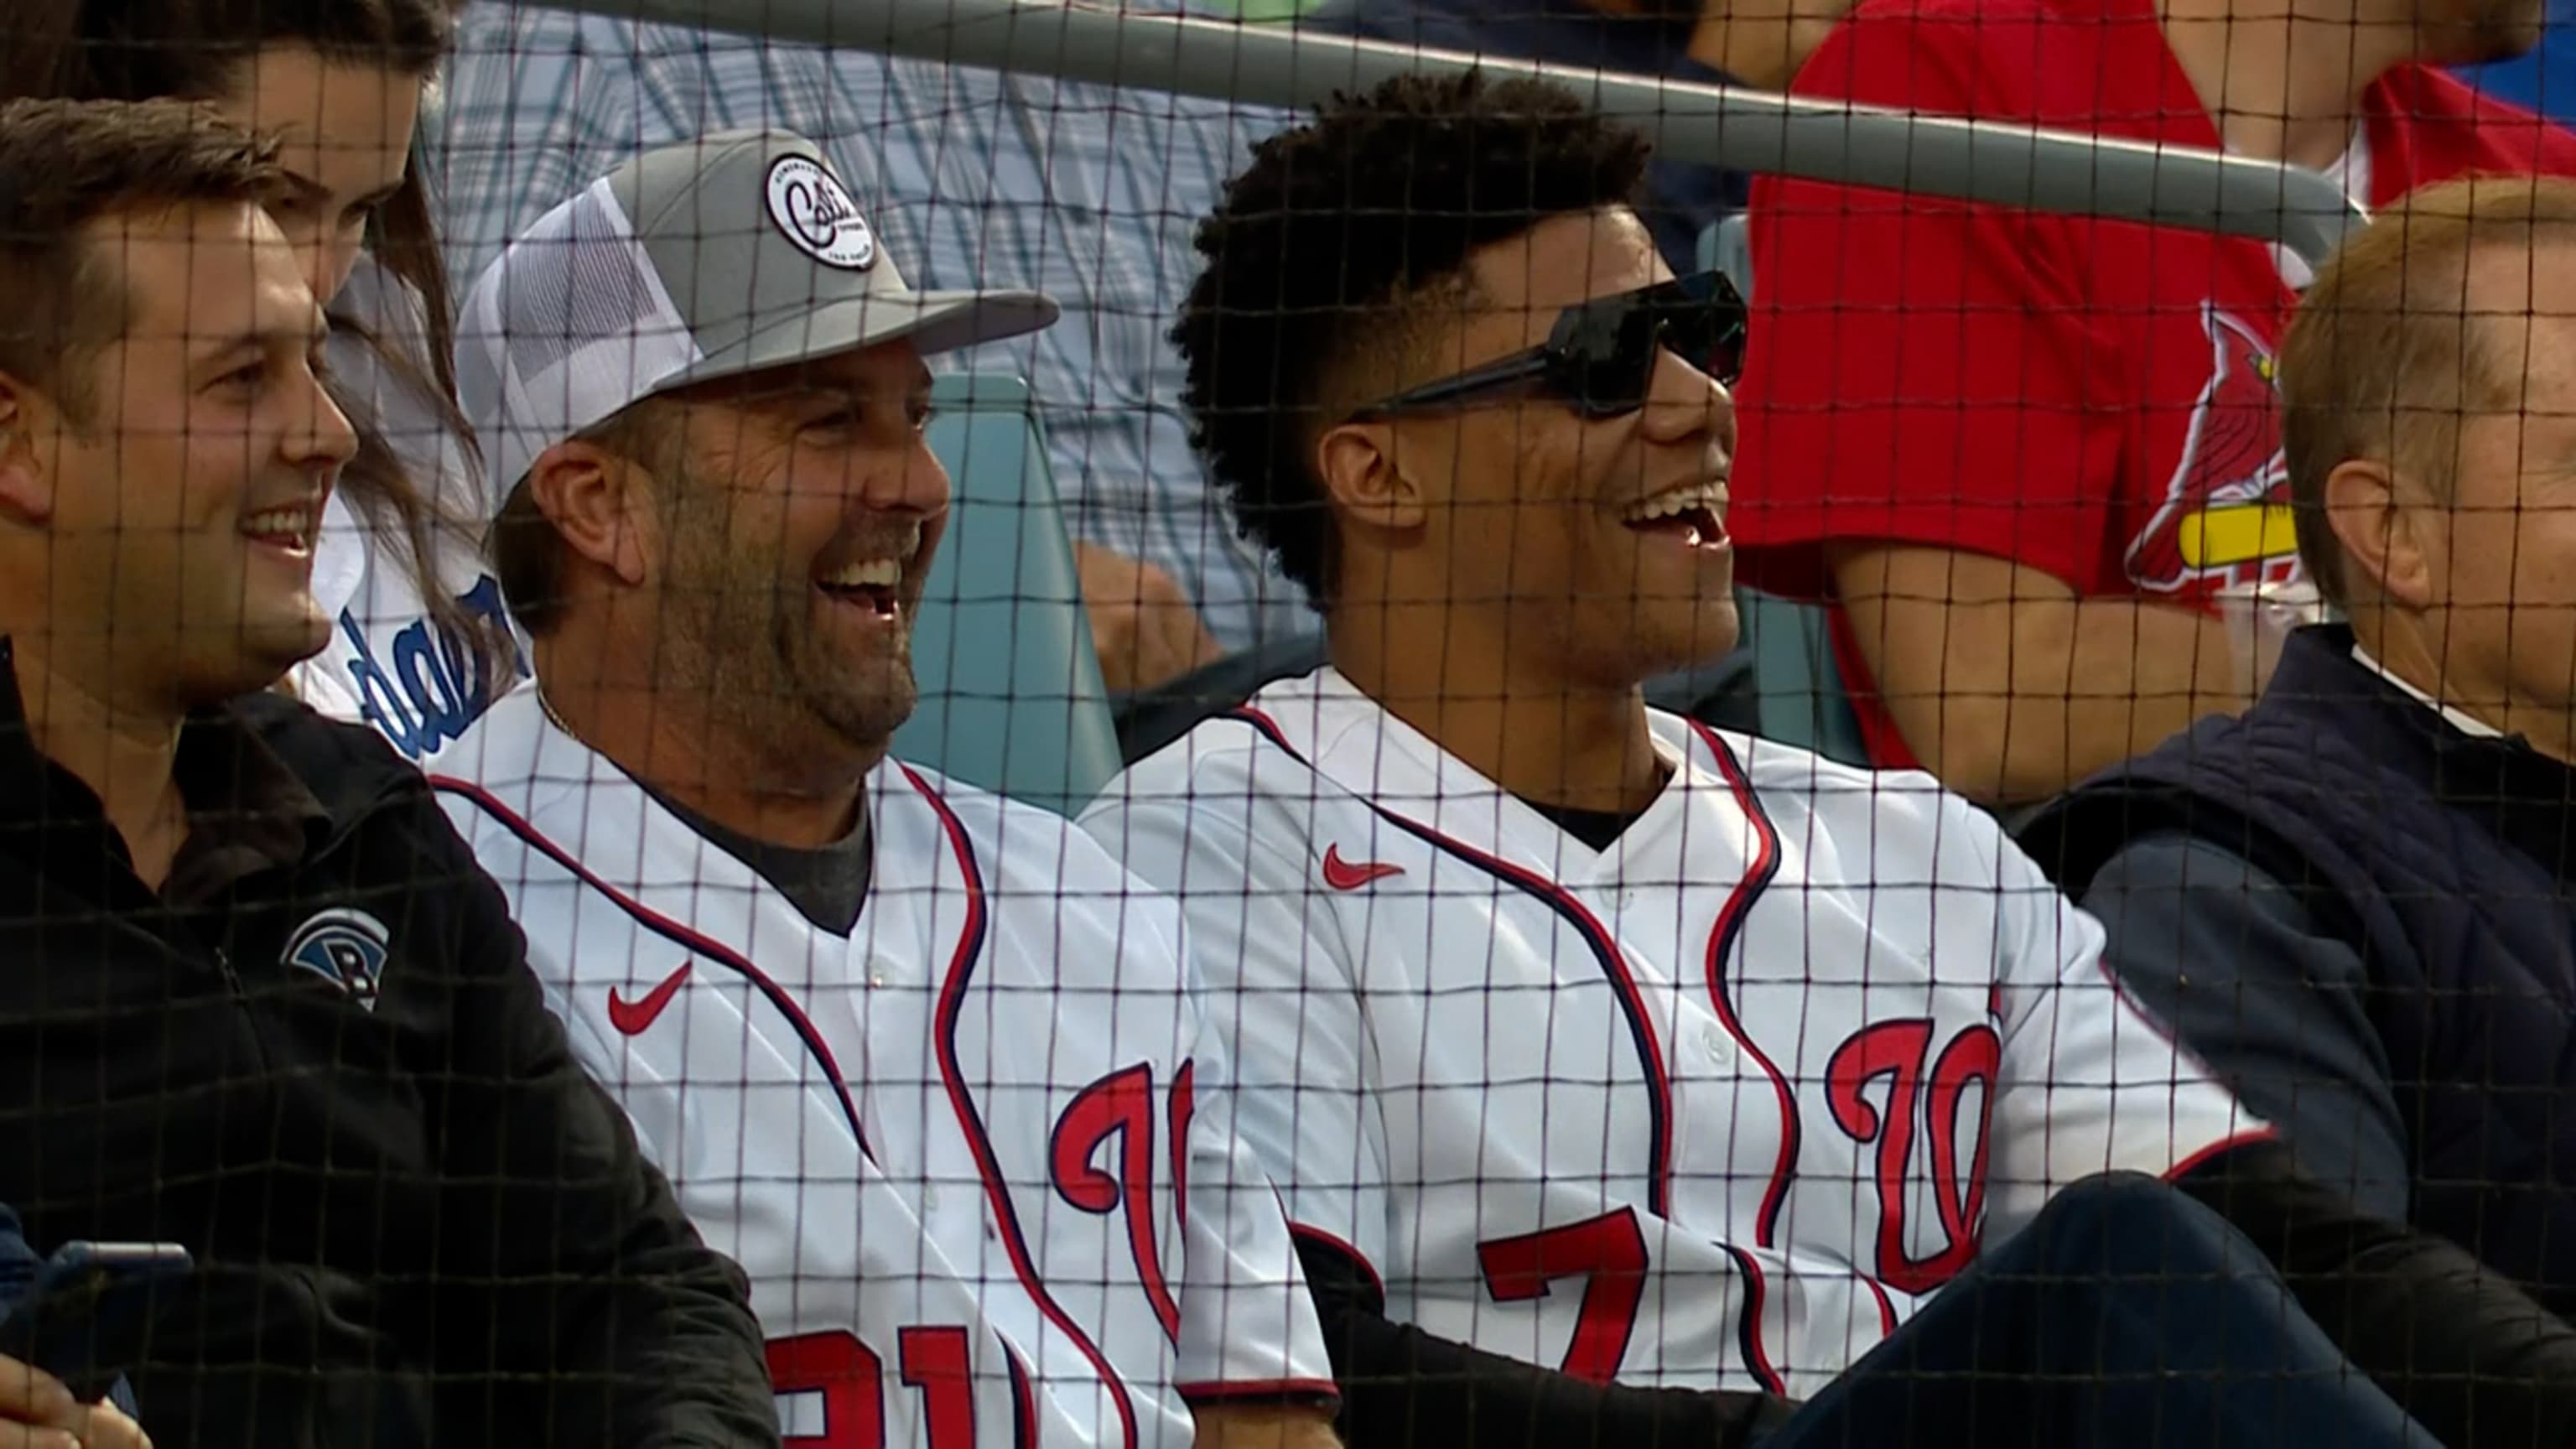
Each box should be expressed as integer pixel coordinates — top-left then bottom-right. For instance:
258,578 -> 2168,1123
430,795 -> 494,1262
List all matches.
5,0 -> 523,762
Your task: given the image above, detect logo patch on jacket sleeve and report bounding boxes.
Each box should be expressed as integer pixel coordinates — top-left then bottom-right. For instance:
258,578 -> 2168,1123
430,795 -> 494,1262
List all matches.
282,907 -> 392,1009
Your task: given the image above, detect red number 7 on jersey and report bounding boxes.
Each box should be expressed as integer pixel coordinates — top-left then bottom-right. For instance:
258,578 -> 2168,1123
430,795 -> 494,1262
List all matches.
1476,1207 -> 1650,1384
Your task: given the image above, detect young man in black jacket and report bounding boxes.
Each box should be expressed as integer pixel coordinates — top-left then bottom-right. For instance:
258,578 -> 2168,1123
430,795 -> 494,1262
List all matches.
0,96 -> 777,1447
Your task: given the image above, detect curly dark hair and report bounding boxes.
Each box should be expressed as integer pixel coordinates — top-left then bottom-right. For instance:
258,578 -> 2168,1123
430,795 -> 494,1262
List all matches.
1171,70 -> 1651,608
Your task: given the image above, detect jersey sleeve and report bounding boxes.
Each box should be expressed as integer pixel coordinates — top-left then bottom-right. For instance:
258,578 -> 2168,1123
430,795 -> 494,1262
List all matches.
424,805 -> 777,1446
1974,799 -> 2267,1239
1731,8 -> 2113,596
2080,834 -> 2412,1223
1083,777 -> 1394,1287
1171,1015 -> 1341,1403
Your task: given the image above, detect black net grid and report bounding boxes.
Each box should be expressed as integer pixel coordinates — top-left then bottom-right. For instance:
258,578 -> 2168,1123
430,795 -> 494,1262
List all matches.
0,1 -> 2569,1445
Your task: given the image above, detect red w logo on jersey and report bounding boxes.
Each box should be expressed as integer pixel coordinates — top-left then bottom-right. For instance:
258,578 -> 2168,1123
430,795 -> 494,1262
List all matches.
1049,1062 -> 1186,1346
1826,1017 -> 2002,1296
2125,304 -> 2303,595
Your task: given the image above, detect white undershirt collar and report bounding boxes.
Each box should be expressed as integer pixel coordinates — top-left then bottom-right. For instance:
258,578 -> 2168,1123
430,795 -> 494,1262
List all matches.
2349,642 -> 2506,740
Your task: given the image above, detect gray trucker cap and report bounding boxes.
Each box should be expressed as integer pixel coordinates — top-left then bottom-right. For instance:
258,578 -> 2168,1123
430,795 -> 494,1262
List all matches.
457,128 -> 1060,510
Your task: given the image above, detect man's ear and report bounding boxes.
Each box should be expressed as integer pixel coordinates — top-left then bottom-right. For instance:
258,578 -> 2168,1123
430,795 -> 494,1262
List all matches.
526,437 -> 655,587
0,375 -> 55,527
2324,457 -> 2436,610
1314,420 -> 1427,532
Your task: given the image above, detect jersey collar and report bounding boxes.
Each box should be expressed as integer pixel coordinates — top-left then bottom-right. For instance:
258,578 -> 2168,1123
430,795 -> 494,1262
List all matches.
1247,665 -> 1713,877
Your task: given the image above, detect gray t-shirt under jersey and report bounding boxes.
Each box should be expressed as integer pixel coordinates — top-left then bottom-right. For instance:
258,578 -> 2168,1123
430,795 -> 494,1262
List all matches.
647,787 -> 874,936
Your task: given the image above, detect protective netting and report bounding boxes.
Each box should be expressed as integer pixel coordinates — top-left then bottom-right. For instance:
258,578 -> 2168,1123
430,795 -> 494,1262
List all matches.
0,0 -> 2571,1445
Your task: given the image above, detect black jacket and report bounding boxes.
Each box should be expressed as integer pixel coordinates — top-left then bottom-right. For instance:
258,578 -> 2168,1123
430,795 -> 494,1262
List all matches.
0,644 -> 777,1448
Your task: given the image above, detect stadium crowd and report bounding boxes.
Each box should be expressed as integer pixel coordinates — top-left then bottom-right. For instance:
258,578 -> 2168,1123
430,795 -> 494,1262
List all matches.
1,0 -> 2575,1444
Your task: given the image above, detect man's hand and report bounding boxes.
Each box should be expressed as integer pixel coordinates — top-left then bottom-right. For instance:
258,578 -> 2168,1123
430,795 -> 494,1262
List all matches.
0,1358 -> 149,1449
1072,541 -> 1226,693
1192,1399 -> 1343,1449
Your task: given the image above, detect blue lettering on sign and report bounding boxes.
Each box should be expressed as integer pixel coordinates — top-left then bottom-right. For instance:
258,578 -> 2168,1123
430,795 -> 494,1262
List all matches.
338,574 -> 529,761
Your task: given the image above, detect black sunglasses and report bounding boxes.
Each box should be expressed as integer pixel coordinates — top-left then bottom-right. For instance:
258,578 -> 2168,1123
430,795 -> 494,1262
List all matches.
1351,270 -> 1748,422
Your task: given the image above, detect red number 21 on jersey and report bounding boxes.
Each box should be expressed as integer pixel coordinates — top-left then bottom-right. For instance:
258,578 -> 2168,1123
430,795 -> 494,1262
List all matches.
768,1327 -> 987,1449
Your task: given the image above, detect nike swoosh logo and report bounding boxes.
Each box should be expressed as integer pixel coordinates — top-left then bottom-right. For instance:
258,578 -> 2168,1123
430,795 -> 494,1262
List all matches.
607,963 -> 693,1036
1322,844 -> 1404,891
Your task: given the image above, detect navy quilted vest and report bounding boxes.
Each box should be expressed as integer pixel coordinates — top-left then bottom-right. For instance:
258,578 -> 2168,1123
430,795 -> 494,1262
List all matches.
2023,626 -> 2576,1299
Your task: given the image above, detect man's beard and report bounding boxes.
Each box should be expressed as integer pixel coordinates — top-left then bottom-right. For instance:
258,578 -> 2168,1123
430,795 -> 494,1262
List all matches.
659,526 -> 919,764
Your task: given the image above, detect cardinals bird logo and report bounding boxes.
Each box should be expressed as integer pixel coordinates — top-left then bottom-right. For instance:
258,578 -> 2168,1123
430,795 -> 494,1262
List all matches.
2124,304 -> 2303,593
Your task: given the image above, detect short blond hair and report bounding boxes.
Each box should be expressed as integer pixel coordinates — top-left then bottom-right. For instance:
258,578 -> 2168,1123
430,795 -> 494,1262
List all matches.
2283,173 -> 2576,608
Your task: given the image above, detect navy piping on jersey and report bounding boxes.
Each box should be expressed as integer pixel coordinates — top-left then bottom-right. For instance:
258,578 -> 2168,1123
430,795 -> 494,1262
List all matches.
1227,706 -> 1679,1219
1005,1344 -> 1038,1448
909,763 -> 1145,1449
1688,722 -> 1799,1244
428,774 -> 875,1161
1690,716 -> 1793,1237
1681,722 -> 1805,1390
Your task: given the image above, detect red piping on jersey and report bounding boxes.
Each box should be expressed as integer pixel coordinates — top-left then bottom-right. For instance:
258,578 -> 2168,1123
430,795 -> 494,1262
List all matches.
1288,1223 -> 1388,1301
1176,1379 -> 1348,1405
426,775 -> 875,1162
1226,707 -> 1679,1218
1691,724 -> 1798,1394
2163,1129 -> 2280,1183
1168,1058 -> 1196,1235
908,764 -> 1144,1449
1859,1275 -> 1898,1342
2086,954 -> 2282,1170
1686,723 -> 1800,1250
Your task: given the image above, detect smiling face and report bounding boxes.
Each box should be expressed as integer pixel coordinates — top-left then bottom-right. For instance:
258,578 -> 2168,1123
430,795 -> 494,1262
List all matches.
1342,207 -> 1739,687
218,45 -> 418,305
11,200 -> 355,705
632,342 -> 950,761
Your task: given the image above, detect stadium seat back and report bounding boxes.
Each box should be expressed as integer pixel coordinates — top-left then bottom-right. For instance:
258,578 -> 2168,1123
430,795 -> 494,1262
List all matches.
1738,589 -> 1873,766
1702,211 -> 1754,296
897,374 -> 1122,816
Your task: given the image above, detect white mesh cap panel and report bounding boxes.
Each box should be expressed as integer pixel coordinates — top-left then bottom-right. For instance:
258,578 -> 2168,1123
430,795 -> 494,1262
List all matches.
456,177 -> 704,512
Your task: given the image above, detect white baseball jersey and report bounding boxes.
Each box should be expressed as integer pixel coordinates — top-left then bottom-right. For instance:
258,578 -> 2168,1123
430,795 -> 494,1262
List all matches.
1080,666 -> 2262,1401
293,257 -> 527,759
428,687 -> 1334,1448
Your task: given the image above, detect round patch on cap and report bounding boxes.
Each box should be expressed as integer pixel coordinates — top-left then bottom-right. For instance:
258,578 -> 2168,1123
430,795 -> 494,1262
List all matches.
764,154 -> 875,271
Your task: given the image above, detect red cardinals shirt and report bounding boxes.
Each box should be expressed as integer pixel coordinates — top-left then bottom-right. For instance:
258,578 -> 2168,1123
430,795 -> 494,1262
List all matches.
1729,0 -> 2576,769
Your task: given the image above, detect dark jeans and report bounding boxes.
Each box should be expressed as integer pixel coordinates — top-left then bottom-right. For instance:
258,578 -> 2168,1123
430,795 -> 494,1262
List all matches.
1759,1174 -> 2429,1449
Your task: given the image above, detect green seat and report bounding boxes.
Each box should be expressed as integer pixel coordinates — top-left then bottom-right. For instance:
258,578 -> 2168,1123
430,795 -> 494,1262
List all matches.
1701,211 -> 1753,297
896,374 -> 1121,817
